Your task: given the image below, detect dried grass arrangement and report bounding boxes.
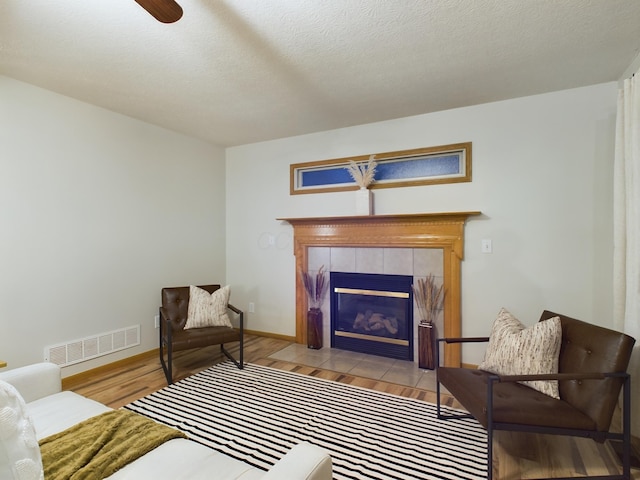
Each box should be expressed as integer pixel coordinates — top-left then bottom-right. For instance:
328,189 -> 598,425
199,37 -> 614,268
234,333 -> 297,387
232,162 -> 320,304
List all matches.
300,265 -> 328,309
413,274 -> 445,325
346,155 -> 377,189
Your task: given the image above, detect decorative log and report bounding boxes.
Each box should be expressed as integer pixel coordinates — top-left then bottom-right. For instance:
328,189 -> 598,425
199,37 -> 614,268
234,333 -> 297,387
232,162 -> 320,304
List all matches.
418,323 -> 436,369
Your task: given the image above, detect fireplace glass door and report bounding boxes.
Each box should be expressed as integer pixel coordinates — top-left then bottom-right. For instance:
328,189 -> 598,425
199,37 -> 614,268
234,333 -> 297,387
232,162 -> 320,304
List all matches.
330,272 -> 413,361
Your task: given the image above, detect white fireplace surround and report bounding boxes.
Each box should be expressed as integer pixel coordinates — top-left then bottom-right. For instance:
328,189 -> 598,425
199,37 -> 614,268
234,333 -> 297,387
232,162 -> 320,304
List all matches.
308,246 -> 444,364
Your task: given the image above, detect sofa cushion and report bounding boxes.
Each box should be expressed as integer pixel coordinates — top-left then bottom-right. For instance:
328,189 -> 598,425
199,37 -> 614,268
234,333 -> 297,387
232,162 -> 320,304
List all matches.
185,285 -> 232,329
262,442 -> 333,480
104,439 -> 262,479
478,308 -> 561,398
0,363 -> 61,404
0,380 -> 43,480
27,391 -> 111,440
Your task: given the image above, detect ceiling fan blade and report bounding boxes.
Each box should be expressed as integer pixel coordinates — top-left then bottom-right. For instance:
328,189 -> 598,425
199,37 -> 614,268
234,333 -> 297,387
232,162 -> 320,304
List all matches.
134,0 -> 183,23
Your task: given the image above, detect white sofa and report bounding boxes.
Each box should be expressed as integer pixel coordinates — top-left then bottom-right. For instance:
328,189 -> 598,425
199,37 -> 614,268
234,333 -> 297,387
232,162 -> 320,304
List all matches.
0,362 -> 333,480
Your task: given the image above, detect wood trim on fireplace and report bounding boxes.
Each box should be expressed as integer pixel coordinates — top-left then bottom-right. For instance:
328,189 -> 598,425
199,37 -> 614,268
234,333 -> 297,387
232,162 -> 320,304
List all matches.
278,211 -> 481,367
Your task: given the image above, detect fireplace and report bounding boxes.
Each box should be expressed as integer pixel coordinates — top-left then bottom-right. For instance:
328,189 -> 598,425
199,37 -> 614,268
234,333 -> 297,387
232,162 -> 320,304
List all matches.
330,272 -> 413,361
279,212 -> 481,367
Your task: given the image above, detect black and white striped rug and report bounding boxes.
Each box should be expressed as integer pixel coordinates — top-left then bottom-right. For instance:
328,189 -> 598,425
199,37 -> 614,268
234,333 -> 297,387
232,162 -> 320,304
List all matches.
124,362 -> 487,480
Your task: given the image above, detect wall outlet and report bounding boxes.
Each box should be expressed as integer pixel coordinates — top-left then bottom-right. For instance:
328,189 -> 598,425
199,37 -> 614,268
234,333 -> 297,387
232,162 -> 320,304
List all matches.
154,314 -> 160,328
248,302 -> 255,313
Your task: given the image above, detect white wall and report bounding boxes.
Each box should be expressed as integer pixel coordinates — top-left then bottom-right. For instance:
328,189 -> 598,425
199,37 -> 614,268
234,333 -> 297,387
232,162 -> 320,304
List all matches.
0,77 -> 618,372
0,76 -> 227,376
226,83 -> 617,364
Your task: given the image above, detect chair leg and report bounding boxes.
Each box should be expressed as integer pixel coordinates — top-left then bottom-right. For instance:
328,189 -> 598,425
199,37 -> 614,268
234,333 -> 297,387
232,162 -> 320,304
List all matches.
221,344 -> 243,369
609,373 -> 634,480
436,339 -> 444,418
159,340 -> 173,384
436,378 -> 443,418
239,331 -> 244,369
220,311 -> 244,370
159,314 -> 173,385
622,374 -> 631,479
487,375 -> 496,480
487,425 -> 493,480
166,341 -> 173,384
159,342 -> 166,379
159,333 -> 173,384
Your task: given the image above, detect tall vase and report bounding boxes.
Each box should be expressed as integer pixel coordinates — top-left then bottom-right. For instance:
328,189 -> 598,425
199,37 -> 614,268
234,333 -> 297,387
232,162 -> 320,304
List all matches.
418,323 -> 436,369
355,188 -> 373,215
307,308 -> 323,349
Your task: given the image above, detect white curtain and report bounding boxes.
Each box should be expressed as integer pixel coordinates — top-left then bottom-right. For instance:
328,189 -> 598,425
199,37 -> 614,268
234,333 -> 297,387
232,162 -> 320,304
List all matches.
613,68 -> 640,436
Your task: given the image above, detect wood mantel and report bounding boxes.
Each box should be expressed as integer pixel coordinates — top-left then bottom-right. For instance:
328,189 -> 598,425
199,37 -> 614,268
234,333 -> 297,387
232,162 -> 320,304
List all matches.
278,211 -> 481,367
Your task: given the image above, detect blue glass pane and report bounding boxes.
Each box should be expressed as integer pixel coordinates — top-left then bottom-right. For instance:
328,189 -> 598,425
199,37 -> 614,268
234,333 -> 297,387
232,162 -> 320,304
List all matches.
375,155 -> 460,181
298,152 -> 462,189
301,167 -> 353,187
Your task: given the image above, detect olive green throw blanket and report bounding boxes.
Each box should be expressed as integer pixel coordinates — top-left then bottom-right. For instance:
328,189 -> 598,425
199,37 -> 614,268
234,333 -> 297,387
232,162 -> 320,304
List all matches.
39,410 -> 187,480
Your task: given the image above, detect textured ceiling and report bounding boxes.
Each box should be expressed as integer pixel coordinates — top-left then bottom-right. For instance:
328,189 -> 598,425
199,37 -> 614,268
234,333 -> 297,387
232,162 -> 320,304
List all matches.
1,1 -> 640,147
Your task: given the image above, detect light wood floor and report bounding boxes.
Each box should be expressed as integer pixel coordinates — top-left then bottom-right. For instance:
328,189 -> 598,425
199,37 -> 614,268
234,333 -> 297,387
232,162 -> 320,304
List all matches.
64,334 -> 639,480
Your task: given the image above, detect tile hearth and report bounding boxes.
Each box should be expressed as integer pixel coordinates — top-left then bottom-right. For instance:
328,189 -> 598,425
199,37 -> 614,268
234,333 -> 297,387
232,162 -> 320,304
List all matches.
268,344 -> 438,391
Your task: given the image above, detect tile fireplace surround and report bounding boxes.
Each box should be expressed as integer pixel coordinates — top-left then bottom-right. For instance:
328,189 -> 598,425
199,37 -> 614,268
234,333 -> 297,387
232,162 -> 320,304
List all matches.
279,212 -> 480,367
313,247 -> 439,362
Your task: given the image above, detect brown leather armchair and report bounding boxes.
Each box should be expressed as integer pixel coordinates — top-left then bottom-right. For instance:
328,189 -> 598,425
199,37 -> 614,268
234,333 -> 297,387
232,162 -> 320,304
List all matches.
436,310 -> 635,480
159,284 -> 243,384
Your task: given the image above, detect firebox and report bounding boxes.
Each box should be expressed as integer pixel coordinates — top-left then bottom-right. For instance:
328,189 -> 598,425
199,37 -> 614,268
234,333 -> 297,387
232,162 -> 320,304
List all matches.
330,271 -> 413,361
